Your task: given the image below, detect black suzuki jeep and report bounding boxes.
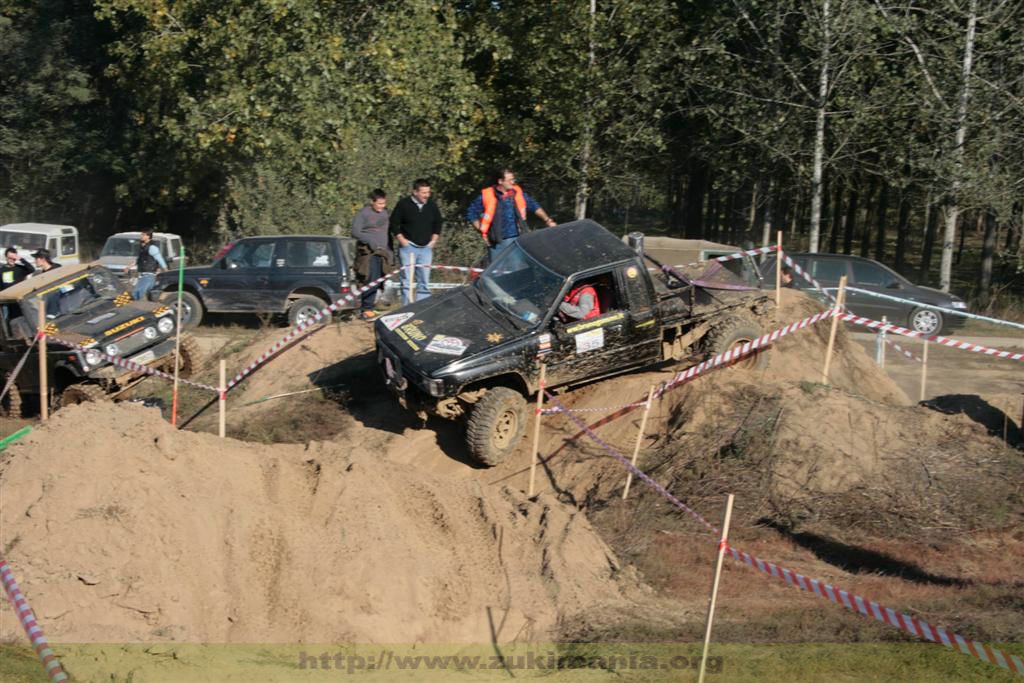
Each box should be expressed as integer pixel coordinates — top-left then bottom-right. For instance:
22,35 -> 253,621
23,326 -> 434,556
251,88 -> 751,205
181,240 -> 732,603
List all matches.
374,219 -> 774,466
0,263 -> 201,414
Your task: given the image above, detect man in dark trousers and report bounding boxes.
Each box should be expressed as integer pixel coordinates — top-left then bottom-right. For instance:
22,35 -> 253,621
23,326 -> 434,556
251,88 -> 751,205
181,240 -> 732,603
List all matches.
351,188 -> 392,320
0,248 -> 34,290
389,178 -> 443,305
131,229 -> 168,300
466,167 -> 556,263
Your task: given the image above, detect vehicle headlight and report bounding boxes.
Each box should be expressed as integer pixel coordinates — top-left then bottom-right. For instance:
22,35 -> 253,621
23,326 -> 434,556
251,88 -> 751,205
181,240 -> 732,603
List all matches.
424,377 -> 446,397
144,326 -> 158,340
951,301 -> 967,309
84,349 -> 104,366
105,343 -> 121,357
157,317 -> 174,334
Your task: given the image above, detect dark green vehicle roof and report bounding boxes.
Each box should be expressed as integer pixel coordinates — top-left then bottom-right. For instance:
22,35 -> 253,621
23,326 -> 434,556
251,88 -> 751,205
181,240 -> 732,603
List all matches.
518,220 -> 638,277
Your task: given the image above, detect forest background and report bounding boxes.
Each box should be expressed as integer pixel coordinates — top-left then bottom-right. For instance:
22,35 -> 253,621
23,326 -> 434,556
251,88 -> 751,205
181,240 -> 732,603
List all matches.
2,0 -> 1022,308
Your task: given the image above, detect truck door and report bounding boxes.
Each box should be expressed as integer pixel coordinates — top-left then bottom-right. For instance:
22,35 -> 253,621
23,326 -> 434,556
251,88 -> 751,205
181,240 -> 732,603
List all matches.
203,239 -> 277,312
541,266 -> 653,387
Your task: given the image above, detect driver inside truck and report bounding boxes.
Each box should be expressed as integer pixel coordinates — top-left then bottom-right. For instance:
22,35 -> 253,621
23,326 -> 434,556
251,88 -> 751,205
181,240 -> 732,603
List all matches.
558,282 -> 601,321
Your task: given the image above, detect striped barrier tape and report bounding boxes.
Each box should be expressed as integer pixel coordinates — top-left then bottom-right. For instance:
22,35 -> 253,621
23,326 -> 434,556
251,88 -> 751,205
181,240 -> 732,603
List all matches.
225,269 -> 400,391
540,307 -> 839,417
544,358 -> 1024,677
781,253 -> 838,304
0,559 -> 69,682
844,287 -> 1020,331
841,314 -> 1024,362
710,244 -> 778,264
47,335 -> 220,393
723,543 -> 1024,676
885,337 -> 924,363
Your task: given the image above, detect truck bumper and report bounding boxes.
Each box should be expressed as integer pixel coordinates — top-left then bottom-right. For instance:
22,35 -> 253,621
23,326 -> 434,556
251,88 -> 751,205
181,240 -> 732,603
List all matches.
90,337 -> 177,380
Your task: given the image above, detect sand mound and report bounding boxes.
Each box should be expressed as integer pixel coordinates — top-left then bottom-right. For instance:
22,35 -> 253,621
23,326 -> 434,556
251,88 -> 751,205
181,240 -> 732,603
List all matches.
0,403 -> 640,644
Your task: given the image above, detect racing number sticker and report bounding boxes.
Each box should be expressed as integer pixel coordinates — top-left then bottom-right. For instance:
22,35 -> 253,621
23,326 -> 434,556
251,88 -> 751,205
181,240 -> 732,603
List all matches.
574,328 -> 604,354
425,335 -> 469,356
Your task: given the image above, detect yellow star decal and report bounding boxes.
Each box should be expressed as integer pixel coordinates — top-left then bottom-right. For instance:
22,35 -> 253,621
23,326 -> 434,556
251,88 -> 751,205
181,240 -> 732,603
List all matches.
487,332 -> 503,343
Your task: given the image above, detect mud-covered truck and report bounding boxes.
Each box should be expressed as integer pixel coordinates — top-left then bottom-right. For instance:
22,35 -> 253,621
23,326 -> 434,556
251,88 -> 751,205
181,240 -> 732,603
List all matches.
0,263 -> 201,414
374,219 -> 774,466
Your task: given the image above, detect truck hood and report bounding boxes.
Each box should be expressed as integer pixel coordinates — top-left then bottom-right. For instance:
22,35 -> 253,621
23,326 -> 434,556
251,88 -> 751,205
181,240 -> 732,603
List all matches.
50,299 -> 169,346
375,287 -> 520,375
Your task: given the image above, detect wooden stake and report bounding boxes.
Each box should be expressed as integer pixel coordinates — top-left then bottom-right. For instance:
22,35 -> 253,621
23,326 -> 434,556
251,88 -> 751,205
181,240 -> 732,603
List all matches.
622,386 -> 657,500
698,493 -> 735,683
528,364 -> 547,497
919,340 -> 929,402
219,360 -> 226,438
170,245 -> 185,426
879,316 -> 888,369
408,253 -> 417,304
820,275 -> 847,385
775,230 -> 783,310
38,306 -> 48,421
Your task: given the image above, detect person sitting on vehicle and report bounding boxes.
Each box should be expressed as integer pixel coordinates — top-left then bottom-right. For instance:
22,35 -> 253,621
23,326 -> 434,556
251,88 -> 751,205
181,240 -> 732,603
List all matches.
559,282 -> 601,321
1,248 -> 34,290
28,248 -> 61,278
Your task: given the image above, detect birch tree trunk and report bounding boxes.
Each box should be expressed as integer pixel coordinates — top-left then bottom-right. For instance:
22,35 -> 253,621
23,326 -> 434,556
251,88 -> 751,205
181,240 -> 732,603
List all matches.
574,0 -> 597,220
808,0 -> 830,253
939,0 -> 977,292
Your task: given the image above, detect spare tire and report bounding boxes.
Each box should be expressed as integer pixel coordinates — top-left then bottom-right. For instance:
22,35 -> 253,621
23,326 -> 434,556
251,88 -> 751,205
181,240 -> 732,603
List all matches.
703,315 -> 768,370
465,387 -> 528,467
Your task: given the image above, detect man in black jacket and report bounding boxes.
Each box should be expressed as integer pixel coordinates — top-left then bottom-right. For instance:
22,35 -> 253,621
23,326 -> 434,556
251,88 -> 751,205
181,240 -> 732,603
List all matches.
389,178 -> 443,304
0,248 -> 34,290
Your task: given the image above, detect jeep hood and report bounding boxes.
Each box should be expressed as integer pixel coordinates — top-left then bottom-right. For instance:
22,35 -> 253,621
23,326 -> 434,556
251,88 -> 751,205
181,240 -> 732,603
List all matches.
49,299 -> 165,345
375,288 -> 520,374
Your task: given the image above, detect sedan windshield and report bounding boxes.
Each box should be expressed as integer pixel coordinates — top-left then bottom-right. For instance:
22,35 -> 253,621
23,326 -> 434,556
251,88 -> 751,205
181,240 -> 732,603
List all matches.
474,243 -> 564,326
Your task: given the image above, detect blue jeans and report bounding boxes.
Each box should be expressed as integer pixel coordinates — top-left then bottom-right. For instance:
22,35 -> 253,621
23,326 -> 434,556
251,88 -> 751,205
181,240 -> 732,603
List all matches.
399,243 -> 432,305
133,273 -> 157,301
360,255 -> 383,312
488,236 -> 518,264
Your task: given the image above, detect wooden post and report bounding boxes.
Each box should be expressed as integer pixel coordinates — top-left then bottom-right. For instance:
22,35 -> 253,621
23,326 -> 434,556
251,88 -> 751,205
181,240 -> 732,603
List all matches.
622,386 -> 657,500
528,364 -> 547,497
170,245 -> 186,426
775,230 -> 783,310
37,306 -> 48,421
919,341 -> 929,402
698,494 -> 735,683
408,253 -> 417,304
820,275 -> 847,385
879,316 -> 888,369
218,360 -> 226,438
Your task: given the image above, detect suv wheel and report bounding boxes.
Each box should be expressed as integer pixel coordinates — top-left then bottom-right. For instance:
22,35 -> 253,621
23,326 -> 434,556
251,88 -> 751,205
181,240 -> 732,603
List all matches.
172,291 -> 204,329
909,307 -> 943,336
1,374 -> 22,417
703,315 -> 768,370
166,335 -> 203,379
465,387 -> 528,467
60,383 -> 109,406
288,296 -> 328,328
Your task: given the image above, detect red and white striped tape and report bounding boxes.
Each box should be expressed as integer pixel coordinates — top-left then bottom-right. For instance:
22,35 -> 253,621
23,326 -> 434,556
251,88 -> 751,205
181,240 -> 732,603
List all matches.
842,314 -> 1024,362
713,244 -> 778,263
885,337 -> 924,363
0,559 -> 68,682
723,544 -> 1024,676
47,335 -> 220,393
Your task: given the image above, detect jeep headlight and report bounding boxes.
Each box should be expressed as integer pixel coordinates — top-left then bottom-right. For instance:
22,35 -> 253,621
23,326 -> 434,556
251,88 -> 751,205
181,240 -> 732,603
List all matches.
105,343 -> 121,357
424,377 -> 446,397
84,349 -> 104,366
144,326 -> 158,340
157,317 -> 174,334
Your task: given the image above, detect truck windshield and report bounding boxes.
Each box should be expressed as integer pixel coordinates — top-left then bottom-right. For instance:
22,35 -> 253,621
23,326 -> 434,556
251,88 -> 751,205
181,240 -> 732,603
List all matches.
474,243 -> 563,326
0,232 -> 47,249
101,237 -> 140,257
23,268 -> 122,322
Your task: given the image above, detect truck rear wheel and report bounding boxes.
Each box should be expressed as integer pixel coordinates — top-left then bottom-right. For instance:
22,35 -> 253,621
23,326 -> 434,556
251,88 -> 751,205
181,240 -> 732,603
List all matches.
163,335 -> 202,379
704,315 -> 768,370
465,387 -> 527,467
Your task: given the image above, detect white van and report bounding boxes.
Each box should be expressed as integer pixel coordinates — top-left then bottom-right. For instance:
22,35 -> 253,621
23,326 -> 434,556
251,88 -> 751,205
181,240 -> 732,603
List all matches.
0,223 -> 80,264
98,232 -> 184,277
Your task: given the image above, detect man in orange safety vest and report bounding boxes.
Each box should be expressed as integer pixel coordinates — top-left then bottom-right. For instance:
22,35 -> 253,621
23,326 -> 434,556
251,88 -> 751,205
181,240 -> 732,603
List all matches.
466,167 -> 557,263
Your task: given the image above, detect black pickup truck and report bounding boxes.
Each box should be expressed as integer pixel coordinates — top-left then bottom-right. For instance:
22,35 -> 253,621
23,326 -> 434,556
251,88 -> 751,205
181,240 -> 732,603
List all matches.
375,219 -> 775,466
150,235 -> 359,328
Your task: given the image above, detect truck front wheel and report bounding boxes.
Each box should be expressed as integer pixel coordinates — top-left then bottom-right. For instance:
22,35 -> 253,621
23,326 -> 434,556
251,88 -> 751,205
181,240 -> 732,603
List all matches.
704,316 -> 768,370
465,387 -> 527,467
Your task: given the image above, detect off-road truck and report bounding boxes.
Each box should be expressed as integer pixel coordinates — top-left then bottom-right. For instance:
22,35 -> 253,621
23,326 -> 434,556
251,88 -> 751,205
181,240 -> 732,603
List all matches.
0,263 -> 201,415
374,219 -> 774,466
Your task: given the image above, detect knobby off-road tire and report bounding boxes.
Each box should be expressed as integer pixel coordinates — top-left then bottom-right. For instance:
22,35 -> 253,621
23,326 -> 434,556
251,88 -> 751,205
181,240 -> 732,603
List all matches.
288,296 -> 329,328
465,387 -> 528,467
703,315 -> 768,371
1,373 -> 22,417
60,383 -> 110,406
